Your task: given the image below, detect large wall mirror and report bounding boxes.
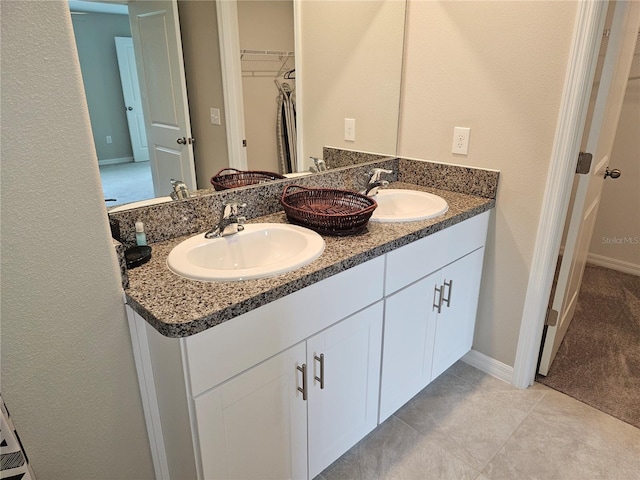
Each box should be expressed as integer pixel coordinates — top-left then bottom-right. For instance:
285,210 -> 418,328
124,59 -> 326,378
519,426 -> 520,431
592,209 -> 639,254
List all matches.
68,0 -> 406,210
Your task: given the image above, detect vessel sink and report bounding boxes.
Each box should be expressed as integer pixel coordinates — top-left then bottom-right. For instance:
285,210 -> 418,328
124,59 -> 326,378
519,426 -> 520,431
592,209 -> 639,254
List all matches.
369,189 -> 448,223
167,223 -> 325,282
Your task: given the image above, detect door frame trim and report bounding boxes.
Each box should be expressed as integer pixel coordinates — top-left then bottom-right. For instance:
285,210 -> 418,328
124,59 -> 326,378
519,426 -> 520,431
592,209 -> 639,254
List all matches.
512,0 -> 609,388
217,0 -> 248,170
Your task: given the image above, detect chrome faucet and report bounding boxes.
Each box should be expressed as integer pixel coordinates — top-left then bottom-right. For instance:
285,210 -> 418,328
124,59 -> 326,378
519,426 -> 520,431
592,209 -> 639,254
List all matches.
170,179 -> 190,200
310,156 -> 327,172
205,201 -> 247,239
361,168 -> 392,196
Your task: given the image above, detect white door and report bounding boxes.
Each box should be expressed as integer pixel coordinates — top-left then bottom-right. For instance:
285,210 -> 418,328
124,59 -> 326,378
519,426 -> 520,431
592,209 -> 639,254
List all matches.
128,0 -> 197,197
194,342 -> 308,480
114,37 -> 149,163
539,1 -> 640,375
306,303 -> 383,479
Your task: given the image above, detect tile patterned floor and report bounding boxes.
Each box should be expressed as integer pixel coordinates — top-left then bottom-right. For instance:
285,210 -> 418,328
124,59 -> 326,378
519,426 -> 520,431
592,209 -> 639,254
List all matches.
316,362 -> 640,480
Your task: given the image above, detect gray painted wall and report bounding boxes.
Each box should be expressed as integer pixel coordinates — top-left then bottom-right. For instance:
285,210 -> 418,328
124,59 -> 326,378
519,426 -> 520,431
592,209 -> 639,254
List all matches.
71,12 -> 133,162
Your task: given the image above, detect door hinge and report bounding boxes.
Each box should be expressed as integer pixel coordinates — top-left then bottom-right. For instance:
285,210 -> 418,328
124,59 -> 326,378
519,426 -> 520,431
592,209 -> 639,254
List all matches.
545,308 -> 559,327
576,152 -> 592,174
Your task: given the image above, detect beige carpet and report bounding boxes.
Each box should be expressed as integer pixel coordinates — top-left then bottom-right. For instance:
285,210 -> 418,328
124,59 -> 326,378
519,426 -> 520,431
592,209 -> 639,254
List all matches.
537,264 -> 640,429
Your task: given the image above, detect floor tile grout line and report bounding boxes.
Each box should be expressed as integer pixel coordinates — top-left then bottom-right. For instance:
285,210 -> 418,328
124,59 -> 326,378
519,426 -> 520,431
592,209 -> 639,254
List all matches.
391,412 -> 484,477
478,388 -> 551,474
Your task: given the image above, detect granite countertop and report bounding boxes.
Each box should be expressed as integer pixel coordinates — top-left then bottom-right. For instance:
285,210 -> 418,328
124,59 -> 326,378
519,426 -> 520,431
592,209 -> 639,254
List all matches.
125,182 -> 495,338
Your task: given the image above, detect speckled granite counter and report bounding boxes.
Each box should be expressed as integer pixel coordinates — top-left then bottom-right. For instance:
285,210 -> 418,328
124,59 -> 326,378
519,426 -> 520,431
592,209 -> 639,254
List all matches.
125,181 -> 495,338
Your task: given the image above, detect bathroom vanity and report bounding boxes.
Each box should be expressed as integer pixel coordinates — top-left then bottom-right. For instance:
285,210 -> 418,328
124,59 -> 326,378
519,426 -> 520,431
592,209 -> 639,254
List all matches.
117,156 -> 497,480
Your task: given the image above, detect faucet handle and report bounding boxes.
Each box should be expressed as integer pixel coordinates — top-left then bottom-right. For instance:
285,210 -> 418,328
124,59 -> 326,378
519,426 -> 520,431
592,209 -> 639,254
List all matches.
223,201 -> 246,217
310,156 -> 327,172
170,178 -> 190,200
369,168 -> 393,182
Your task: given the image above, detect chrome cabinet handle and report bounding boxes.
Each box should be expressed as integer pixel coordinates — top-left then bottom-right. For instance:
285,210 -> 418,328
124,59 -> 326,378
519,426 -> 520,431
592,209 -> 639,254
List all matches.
296,364 -> 307,400
314,353 -> 325,389
433,285 -> 443,314
443,279 -> 453,308
126,106 -> 133,111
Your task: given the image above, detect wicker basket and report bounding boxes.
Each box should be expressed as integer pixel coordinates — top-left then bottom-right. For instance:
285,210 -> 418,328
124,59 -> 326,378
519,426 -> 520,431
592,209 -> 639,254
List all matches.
210,168 -> 286,191
280,185 -> 377,236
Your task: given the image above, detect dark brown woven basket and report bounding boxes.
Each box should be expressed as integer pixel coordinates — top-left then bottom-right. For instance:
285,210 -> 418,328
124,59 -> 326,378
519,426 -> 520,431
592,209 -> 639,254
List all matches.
280,185 -> 377,236
210,168 -> 286,191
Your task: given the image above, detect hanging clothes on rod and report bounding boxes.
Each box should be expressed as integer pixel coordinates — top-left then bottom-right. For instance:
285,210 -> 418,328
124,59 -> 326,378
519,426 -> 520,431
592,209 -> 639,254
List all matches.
275,79 -> 297,173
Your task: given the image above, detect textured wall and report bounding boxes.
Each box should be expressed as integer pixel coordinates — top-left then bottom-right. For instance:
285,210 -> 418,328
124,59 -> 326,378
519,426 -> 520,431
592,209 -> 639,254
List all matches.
0,1 -> 154,478
398,0 -> 578,366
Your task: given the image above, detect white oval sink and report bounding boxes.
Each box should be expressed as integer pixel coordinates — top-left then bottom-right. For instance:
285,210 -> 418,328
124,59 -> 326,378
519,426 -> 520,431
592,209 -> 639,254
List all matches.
370,189 -> 448,223
167,223 -> 325,282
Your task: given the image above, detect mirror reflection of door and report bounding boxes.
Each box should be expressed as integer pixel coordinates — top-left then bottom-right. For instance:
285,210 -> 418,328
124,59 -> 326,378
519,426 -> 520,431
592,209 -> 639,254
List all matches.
71,0 -> 294,207
114,37 -> 149,163
69,2 -> 155,206
128,0 -> 198,197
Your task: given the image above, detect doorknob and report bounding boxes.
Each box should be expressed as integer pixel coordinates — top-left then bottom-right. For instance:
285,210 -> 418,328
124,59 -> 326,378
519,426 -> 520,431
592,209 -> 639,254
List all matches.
126,106 -> 133,111
604,167 -> 621,179
177,137 -> 187,145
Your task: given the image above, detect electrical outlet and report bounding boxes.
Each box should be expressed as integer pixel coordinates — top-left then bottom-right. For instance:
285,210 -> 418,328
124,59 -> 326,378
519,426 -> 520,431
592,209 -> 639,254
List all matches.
106,135 -> 112,144
344,118 -> 356,142
451,127 -> 470,155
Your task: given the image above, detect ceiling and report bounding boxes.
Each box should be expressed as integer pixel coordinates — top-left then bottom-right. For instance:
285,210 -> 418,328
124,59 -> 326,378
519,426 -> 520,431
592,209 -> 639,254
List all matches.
68,0 -> 128,15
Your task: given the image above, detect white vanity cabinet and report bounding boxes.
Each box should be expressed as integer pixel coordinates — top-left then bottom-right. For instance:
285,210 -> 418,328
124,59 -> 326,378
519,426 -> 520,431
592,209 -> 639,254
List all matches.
430,248 -> 485,379
193,302 -> 383,480
127,211 -> 490,480
306,303 -> 382,478
128,256 -> 385,480
379,212 -> 489,422
193,342 -> 308,480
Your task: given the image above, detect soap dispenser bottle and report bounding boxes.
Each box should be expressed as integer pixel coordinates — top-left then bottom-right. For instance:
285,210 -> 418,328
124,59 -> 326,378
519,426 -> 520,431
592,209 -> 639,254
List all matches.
135,221 -> 147,246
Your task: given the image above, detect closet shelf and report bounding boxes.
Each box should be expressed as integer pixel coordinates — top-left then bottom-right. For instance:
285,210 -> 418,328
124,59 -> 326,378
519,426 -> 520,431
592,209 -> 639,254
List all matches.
240,49 -> 295,77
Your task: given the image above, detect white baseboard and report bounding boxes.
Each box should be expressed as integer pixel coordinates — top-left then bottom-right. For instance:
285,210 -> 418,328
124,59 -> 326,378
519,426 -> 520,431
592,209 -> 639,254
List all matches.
586,253 -> 640,276
98,156 -> 134,166
462,349 -> 514,385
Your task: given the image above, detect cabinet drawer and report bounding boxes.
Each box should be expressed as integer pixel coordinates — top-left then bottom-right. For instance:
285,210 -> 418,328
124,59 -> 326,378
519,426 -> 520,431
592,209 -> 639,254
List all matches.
385,211 -> 489,294
185,255 -> 385,397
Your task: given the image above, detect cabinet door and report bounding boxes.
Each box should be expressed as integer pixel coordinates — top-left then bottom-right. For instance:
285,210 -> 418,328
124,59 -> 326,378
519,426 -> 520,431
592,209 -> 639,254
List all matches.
379,273 -> 439,423
431,248 -> 485,379
306,303 -> 383,479
194,342 -> 308,480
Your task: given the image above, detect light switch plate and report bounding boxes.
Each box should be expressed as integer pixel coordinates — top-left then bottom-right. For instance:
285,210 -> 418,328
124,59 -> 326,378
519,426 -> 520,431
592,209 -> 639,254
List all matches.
345,118 -> 356,142
210,107 -> 221,125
